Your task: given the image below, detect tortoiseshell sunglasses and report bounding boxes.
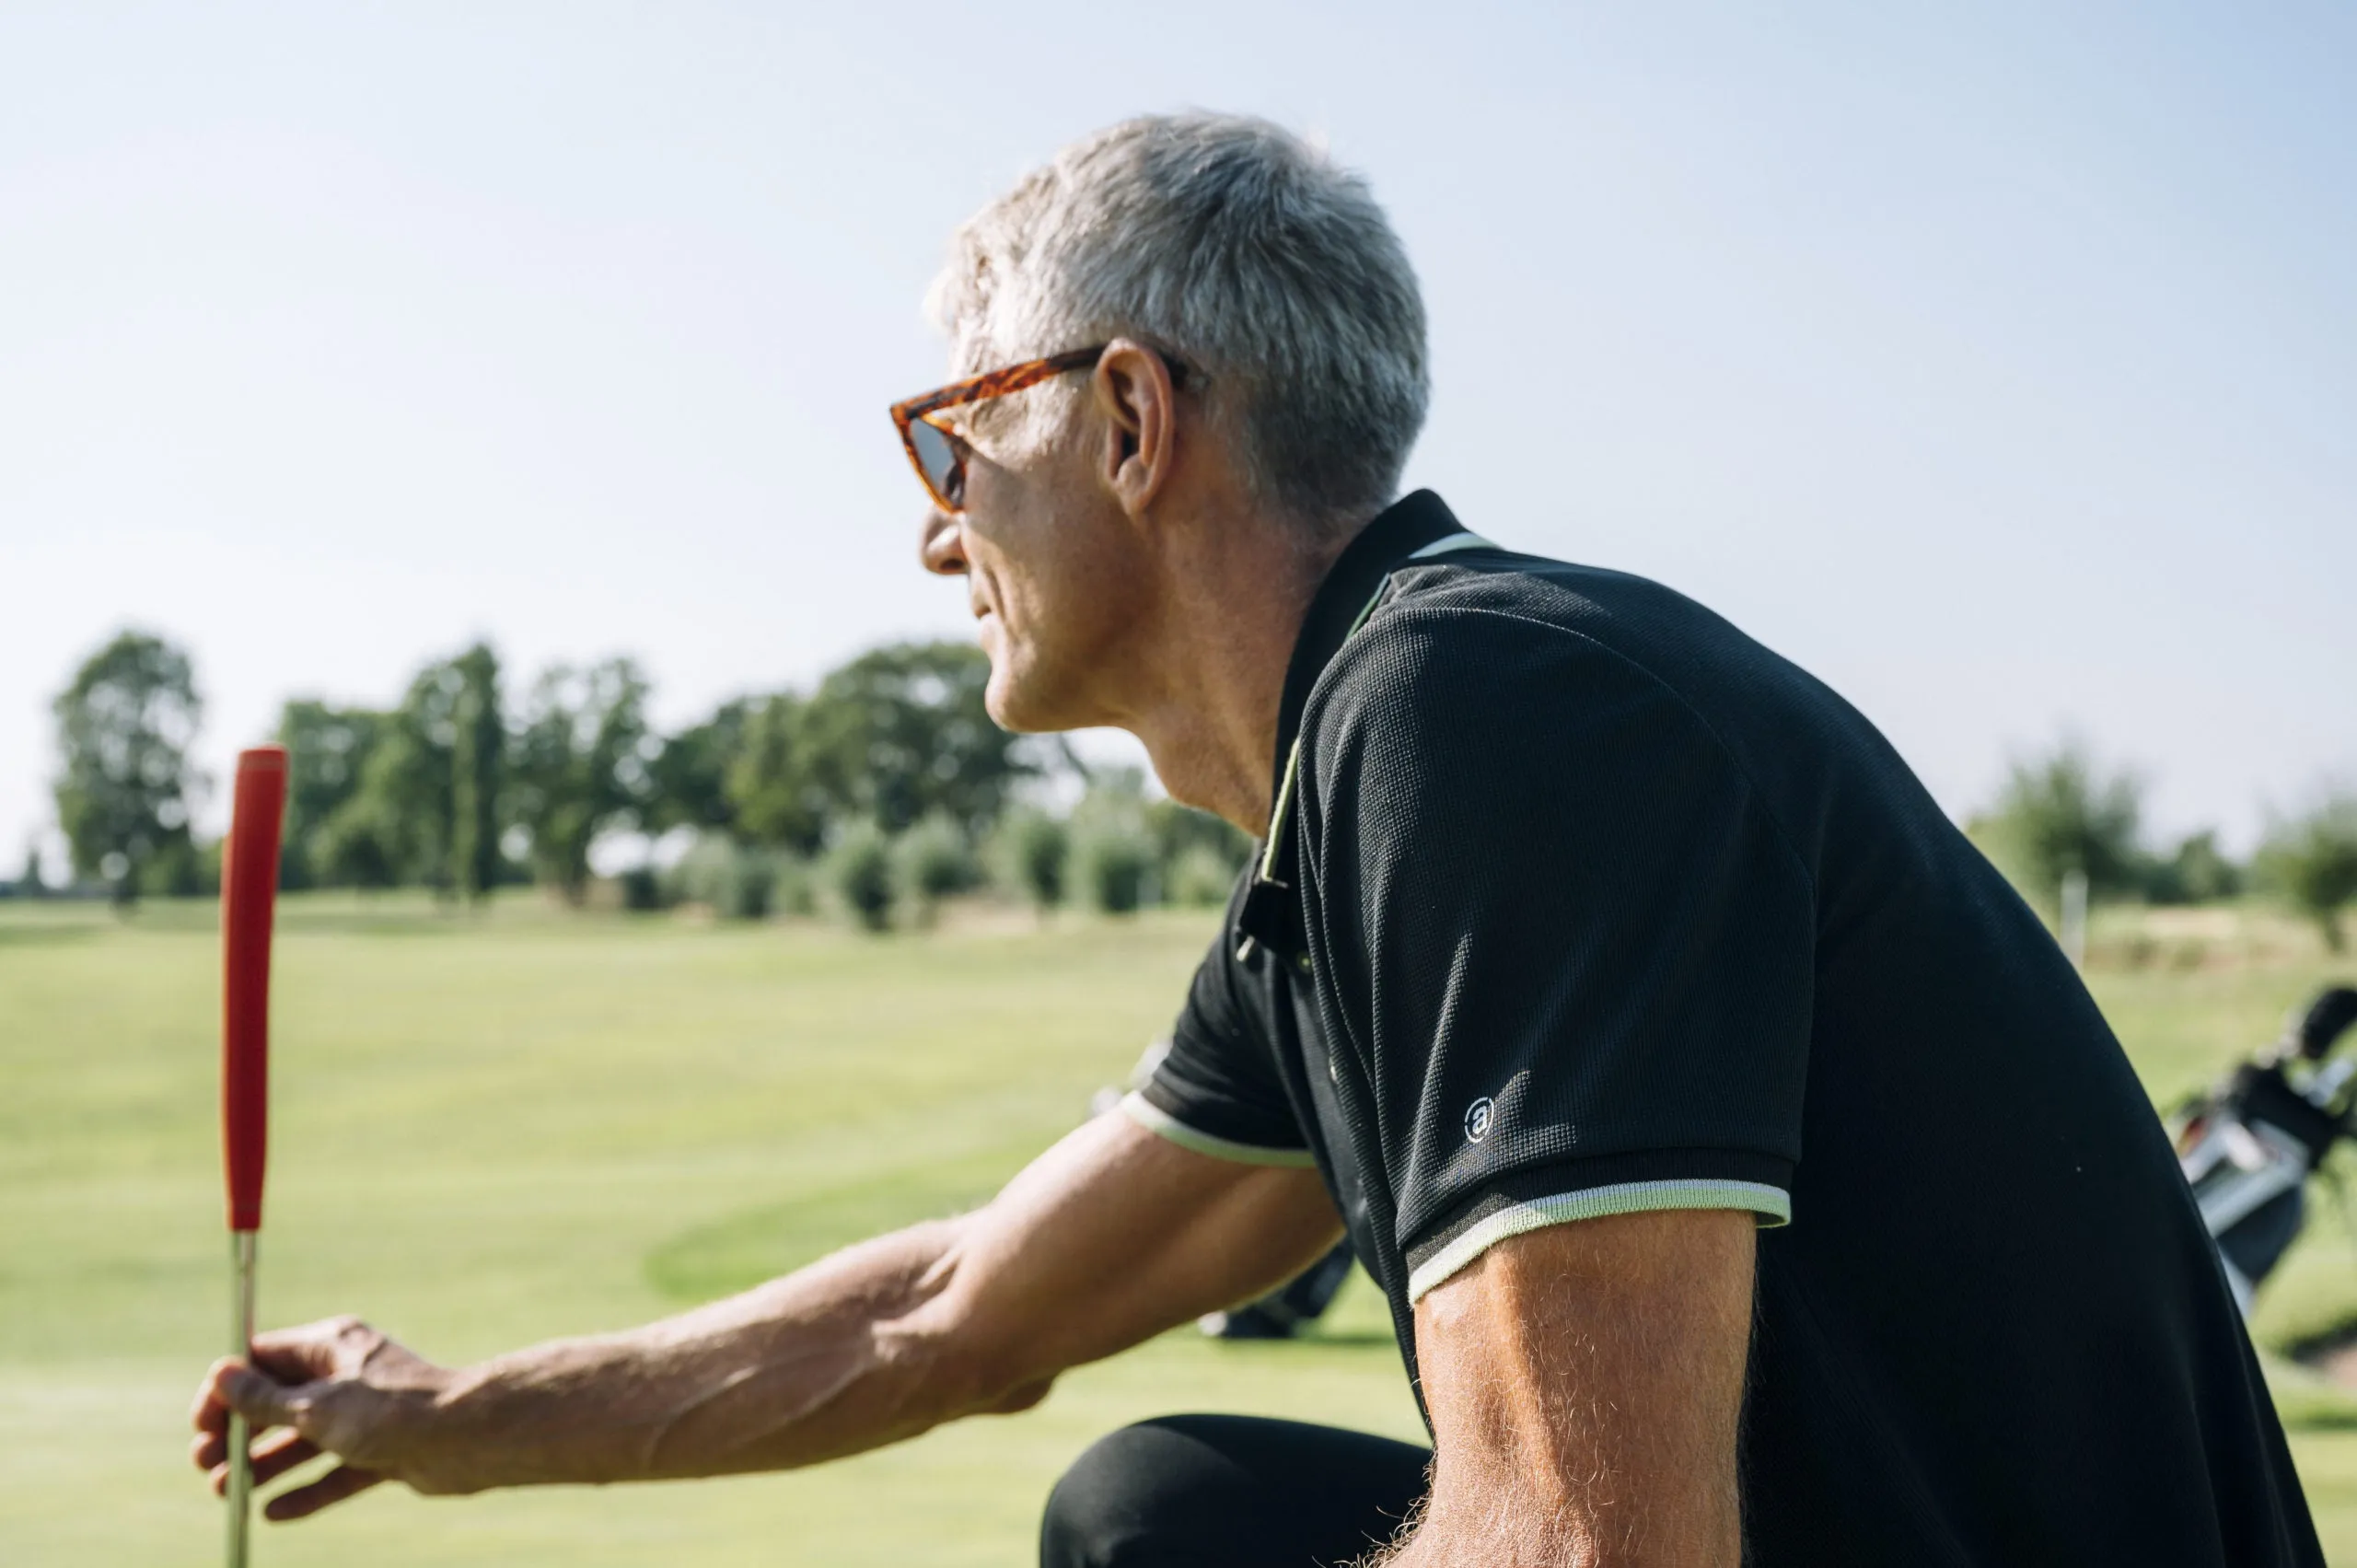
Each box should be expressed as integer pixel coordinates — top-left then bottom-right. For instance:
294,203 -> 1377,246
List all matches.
888,345 -> 1188,514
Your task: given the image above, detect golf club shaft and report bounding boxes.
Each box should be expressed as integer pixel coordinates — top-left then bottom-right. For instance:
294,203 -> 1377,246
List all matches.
226,1230 -> 256,1567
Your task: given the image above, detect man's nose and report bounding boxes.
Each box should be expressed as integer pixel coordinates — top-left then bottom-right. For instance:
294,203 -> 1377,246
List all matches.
918,509 -> 968,577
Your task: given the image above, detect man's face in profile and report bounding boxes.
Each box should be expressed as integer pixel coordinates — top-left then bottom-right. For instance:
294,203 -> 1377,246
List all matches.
921,394 -> 1144,738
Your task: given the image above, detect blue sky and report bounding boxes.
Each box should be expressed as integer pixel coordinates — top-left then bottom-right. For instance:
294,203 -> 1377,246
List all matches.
3,1 -> 2351,866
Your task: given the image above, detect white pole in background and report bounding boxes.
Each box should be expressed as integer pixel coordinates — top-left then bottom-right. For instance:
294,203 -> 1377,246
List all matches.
2061,867 -> 2090,970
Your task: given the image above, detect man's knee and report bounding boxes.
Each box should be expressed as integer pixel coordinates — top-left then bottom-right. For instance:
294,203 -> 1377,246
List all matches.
1039,1413 -> 1429,1568
1040,1420 -> 1205,1568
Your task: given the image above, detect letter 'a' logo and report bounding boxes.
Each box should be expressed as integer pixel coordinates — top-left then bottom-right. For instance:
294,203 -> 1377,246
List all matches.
1464,1097 -> 1495,1143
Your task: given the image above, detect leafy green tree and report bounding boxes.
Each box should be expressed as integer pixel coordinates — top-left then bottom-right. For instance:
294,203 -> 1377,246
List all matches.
311,801 -> 402,889
276,700 -> 389,889
450,644 -> 505,902
726,693 -> 828,855
649,698 -> 751,837
1969,739 -> 2145,905
322,659 -> 464,891
798,642 -> 1029,836
510,657 -> 653,904
723,643 -> 1029,856
140,838 -> 215,898
15,839 -> 45,899
2258,792 -> 2357,952
2143,830 -> 2243,906
52,630 -> 204,906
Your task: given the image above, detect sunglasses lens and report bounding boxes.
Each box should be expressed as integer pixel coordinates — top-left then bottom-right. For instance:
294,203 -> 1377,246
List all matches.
908,418 -> 965,510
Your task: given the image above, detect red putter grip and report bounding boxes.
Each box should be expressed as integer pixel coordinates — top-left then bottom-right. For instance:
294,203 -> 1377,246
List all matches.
222,747 -> 288,1235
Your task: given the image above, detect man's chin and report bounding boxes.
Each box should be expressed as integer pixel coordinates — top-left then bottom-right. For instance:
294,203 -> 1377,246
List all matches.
983,660 -> 1085,737
983,679 -> 1056,736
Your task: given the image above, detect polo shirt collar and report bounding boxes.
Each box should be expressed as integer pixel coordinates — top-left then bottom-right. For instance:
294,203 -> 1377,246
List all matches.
1269,488 -> 1470,812
1237,492 -> 1478,964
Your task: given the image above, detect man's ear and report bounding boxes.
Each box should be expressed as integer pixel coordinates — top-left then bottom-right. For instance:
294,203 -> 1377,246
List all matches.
1090,340 -> 1178,517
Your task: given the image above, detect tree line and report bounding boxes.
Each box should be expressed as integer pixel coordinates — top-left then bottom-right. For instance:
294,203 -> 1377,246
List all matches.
1968,739 -> 2357,951
18,629 -> 2356,947
22,628 -> 1254,926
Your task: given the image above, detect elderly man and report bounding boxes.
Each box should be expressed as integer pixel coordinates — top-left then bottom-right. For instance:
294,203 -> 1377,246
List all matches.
195,113 -> 2318,1565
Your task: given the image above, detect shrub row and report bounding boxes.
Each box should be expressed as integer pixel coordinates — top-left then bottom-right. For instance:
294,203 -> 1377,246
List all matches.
631,784 -> 1252,932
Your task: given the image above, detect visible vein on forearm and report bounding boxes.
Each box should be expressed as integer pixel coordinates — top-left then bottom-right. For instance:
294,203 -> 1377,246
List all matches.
438,1218 -> 972,1488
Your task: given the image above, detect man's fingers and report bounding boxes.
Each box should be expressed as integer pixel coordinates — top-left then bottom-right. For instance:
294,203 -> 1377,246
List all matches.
191,1357 -> 240,1438
222,1428 -> 323,1493
192,1357 -> 294,1472
250,1423 -> 319,1464
195,1366 -> 321,1492
261,1463 -> 384,1521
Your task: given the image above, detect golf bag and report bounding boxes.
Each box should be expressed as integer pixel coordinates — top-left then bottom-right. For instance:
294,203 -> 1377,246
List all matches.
2172,986 -> 2357,1315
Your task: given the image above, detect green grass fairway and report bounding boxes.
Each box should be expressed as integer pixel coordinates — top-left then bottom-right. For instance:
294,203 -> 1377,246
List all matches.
4,896 -> 2355,1562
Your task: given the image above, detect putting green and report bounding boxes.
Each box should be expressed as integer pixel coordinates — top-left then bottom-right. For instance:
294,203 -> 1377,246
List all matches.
3,895 -> 2353,1562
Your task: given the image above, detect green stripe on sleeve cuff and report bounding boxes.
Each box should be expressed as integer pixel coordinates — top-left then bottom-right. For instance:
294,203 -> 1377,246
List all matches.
1119,1093 -> 1320,1169
1406,1179 -> 1792,1303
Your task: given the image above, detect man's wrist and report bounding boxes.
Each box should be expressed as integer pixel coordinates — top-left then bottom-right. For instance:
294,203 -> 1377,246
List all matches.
397,1354 -> 550,1493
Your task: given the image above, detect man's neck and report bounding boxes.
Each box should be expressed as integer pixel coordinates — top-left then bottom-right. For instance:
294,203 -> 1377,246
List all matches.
1119,516 -> 1358,835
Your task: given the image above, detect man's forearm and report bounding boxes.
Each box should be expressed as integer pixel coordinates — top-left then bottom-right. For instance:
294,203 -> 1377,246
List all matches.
411,1217 -> 1011,1491
196,1115 -> 1338,1516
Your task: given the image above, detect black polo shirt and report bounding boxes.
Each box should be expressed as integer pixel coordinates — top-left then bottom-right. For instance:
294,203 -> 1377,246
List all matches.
1121,492 -> 2317,1563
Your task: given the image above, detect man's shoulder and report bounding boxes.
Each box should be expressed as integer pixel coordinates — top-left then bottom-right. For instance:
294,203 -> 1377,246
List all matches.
1307,547 -> 1804,749
1377,549 -> 1762,671
1298,540 -> 1920,886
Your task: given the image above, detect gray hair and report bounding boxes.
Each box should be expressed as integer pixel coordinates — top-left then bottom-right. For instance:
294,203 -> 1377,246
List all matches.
927,112 -> 1429,533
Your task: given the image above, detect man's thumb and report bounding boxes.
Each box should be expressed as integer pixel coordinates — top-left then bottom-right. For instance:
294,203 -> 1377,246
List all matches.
221,1364 -> 304,1429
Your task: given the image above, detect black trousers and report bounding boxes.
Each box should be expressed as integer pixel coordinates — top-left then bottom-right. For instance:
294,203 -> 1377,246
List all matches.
1040,1415 -> 1433,1567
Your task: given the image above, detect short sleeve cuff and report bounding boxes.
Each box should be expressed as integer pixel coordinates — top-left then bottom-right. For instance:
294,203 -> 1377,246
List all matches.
1120,1092 -> 1319,1168
1404,1153 -> 1793,1303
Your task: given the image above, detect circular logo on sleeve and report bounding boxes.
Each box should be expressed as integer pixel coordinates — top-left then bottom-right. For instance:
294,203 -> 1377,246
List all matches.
1464,1097 -> 1495,1143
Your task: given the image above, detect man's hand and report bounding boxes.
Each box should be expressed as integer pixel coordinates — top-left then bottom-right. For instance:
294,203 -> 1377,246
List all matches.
1382,1209 -> 1756,1566
191,1316 -> 457,1520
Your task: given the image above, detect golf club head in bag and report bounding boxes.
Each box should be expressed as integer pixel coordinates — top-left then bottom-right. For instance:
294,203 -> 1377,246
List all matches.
2175,987 -> 2357,1316
2297,987 -> 2357,1061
